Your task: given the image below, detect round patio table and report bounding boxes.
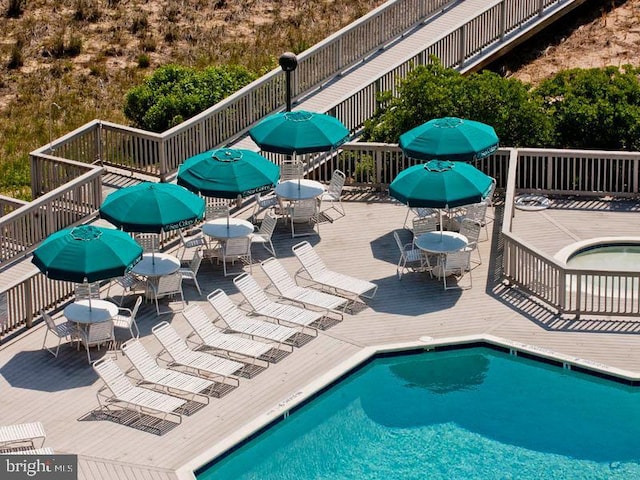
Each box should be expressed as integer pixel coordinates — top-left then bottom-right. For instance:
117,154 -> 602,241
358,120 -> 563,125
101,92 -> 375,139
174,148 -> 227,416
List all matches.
275,179 -> 325,201
131,253 -> 181,277
414,231 -> 468,254
414,231 -> 469,279
64,299 -> 118,324
202,218 -> 254,240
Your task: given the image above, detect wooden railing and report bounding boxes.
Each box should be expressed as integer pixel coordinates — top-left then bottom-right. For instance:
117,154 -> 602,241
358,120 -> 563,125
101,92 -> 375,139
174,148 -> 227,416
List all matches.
29,0 -> 582,185
1,160 -> 103,266
501,148 -> 640,317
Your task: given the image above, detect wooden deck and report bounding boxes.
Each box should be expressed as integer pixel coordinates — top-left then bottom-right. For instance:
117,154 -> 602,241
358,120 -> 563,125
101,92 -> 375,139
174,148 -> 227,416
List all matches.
2,192 -> 640,479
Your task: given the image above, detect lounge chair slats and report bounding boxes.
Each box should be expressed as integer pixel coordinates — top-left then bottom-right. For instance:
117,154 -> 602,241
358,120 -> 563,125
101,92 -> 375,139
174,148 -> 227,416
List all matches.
151,322 -> 244,381
261,257 -> 348,315
93,357 -> 187,426
122,339 -> 214,400
206,289 -> 298,347
234,273 -> 323,330
0,422 -> 46,449
292,241 -> 378,300
1,447 -> 55,455
183,306 -> 274,359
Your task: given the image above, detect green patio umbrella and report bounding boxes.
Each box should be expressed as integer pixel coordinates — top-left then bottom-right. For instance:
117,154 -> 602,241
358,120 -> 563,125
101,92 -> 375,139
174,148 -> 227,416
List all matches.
399,117 -> 499,161
248,110 -> 349,154
389,160 -> 493,209
32,225 -> 143,283
177,148 -> 280,199
99,182 -> 205,234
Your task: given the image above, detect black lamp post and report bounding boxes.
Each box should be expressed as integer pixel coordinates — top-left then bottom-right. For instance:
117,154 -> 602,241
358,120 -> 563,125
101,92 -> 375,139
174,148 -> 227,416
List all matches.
279,52 -> 298,112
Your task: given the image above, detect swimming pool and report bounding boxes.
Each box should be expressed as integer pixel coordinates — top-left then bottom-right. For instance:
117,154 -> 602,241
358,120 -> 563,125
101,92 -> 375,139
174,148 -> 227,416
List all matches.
567,243 -> 640,271
197,347 -> 640,479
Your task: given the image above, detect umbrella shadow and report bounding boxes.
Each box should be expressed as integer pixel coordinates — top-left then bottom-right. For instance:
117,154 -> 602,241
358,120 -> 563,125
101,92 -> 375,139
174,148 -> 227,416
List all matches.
0,347 -> 100,392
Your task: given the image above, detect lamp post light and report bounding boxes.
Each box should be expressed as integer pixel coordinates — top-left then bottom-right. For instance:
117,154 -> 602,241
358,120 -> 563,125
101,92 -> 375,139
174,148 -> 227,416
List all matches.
279,52 -> 298,112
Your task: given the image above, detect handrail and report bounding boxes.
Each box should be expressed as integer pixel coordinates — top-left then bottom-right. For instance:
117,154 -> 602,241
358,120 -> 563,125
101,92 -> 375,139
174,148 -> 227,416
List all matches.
29,0 -> 578,182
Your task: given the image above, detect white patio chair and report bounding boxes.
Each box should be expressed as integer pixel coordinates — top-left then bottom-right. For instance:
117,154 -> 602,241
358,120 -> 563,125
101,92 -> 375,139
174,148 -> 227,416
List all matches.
412,216 -> 438,242
403,206 -> 437,229
291,241 -> 378,303
452,202 -> 488,240
289,199 -> 320,238
249,212 -> 277,257
178,228 -> 208,261
151,321 -> 243,387
251,191 -> 279,223
41,309 -> 78,358
220,237 -> 252,277
106,272 -> 146,306
206,289 -> 298,349
260,256 -> 348,318
0,422 -> 46,450
179,248 -> 203,295
121,338 -> 214,403
134,233 -> 159,253
459,218 -> 482,266
441,250 -> 472,290
93,356 -> 186,428
233,272 -> 324,334
319,169 -> 346,218
112,295 -> 142,339
148,272 -> 185,316
394,231 -> 431,280
182,305 -> 274,367
74,281 -> 101,300
205,203 -> 229,221
279,159 -> 303,181
77,320 -> 115,363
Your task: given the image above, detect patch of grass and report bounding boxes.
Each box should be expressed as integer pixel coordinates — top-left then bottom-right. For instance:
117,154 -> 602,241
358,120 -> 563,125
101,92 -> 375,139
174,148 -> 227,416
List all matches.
0,0 -> 387,198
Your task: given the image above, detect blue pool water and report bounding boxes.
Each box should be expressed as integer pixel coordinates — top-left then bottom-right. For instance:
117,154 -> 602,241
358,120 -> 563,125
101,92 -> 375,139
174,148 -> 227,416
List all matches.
197,348 -> 640,480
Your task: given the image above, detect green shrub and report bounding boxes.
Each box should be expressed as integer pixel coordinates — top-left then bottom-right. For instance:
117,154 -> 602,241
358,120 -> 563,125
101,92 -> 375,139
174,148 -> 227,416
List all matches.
137,54 -> 150,68
123,64 -> 258,132
533,66 -> 640,150
362,56 -> 554,148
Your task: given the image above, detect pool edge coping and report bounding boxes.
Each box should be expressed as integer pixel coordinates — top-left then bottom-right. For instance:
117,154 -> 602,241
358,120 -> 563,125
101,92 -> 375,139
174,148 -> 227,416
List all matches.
554,236 -> 640,264
176,333 -> 640,480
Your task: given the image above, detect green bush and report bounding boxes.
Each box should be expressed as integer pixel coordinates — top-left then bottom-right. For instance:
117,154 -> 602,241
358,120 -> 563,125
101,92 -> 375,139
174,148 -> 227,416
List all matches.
362,57 -> 554,148
123,64 -> 258,132
533,66 -> 640,150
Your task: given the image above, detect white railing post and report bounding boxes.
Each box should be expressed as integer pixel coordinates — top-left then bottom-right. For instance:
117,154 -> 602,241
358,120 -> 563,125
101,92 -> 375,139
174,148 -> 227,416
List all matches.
500,0 -> 507,40
458,25 -> 466,67
538,0 -> 544,16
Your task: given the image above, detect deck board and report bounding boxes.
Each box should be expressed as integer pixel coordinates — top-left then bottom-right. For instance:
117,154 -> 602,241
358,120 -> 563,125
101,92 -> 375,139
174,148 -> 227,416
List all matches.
3,192 -> 640,479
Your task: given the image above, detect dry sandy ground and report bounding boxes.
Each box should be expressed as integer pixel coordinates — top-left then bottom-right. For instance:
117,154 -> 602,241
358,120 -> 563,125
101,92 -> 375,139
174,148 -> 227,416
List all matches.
507,0 -> 640,84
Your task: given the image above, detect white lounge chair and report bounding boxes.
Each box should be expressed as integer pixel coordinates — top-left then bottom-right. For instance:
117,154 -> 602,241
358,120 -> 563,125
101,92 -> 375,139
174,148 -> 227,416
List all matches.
1,447 -> 55,455
260,256 -> 347,319
291,241 -> 378,304
121,339 -> 214,404
206,289 -> 299,349
233,273 -> 324,335
0,422 -> 46,450
182,305 -> 276,369
93,357 -> 186,430
151,321 -> 243,390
